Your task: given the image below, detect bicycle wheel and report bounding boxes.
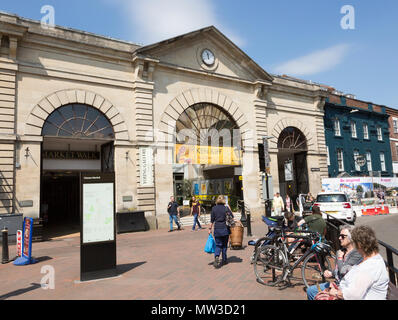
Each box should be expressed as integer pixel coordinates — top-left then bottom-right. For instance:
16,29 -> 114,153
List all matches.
250,236 -> 275,264
301,252 -> 333,289
253,245 -> 287,286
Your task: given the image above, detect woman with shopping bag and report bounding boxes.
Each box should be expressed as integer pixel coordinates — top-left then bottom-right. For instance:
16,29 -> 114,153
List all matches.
208,195 -> 233,268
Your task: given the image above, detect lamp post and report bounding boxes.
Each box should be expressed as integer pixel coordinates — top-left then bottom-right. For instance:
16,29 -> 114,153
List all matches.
262,136 -> 273,217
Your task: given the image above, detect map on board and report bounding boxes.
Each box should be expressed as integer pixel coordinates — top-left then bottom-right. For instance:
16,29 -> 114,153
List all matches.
82,183 -> 114,244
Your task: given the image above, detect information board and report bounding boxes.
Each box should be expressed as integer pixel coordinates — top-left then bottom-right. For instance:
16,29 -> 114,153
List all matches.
80,172 -> 116,281
82,182 -> 114,244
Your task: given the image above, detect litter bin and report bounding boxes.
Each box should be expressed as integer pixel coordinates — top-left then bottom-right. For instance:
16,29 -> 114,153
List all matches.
229,221 -> 244,249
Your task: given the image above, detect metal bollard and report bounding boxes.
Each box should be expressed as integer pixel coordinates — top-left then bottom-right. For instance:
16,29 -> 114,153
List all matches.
2,227 -> 9,264
246,212 -> 252,237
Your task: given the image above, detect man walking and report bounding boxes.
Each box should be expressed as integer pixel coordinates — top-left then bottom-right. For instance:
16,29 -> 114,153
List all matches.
167,196 -> 181,232
272,192 -> 285,216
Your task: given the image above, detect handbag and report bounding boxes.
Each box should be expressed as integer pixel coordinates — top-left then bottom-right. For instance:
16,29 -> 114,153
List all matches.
204,234 -> 216,254
225,206 -> 235,227
314,282 -> 340,300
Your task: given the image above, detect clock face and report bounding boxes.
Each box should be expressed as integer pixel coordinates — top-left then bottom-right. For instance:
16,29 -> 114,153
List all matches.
201,49 -> 215,66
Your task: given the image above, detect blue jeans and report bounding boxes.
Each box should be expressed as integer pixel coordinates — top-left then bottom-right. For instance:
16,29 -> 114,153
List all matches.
214,235 -> 229,262
307,282 -> 330,300
169,214 -> 180,231
192,214 -> 202,230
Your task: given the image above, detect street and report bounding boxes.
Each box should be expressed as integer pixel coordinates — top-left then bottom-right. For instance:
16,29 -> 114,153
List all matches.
0,212 -> 396,300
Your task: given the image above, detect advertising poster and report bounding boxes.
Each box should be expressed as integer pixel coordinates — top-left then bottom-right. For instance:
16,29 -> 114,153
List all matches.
322,177 -> 398,203
23,218 -> 33,258
83,183 -> 114,244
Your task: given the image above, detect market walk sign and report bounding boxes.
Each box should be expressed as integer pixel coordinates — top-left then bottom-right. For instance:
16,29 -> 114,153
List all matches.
43,150 -> 100,160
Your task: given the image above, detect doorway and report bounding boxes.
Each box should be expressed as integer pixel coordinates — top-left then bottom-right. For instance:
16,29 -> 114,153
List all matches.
41,172 -> 80,238
277,127 -> 309,211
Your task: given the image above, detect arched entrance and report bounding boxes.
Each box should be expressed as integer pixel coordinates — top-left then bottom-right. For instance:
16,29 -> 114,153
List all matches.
277,127 -> 309,210
40,103 -> 115,236
173,102 -> 243,213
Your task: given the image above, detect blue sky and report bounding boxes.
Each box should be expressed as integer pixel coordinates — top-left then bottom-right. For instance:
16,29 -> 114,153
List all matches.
1,0 -> 397,107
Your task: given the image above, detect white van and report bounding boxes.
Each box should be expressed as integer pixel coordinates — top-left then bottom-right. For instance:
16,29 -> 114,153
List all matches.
313,192 -> 356,224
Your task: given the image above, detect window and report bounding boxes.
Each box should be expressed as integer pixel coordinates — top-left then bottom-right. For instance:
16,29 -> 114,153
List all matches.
316,194 -> 348,203
354,150 -> 360,171
42,104 -> 115,139
377,126 -> 383,141
333,119 -> 341,136
380,152 -> 386,171
337,149 -> 344,172
351,121 -> 357,138
393,118 -> 398,134
363,123 -> 369,139
366,151 -> 372,172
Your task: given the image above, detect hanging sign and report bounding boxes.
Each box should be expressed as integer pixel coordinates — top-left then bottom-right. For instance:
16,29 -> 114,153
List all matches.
285,160 -> 293,181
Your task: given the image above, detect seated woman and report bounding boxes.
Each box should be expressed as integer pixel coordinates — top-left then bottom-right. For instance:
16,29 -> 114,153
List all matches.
328,225 -> 389,300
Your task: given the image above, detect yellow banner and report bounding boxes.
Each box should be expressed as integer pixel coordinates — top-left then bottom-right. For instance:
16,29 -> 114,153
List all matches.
175,144 -> 242,165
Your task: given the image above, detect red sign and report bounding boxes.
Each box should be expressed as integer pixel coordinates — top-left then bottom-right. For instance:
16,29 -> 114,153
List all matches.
16,230 -> 22,257
23,219 -> 32,257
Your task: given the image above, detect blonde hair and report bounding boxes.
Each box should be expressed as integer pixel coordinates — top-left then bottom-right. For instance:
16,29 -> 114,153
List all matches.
216,195 -> 226,205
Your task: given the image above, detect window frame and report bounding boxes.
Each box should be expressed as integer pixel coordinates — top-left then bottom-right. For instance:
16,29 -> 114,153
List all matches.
333,119 -> 341,137
366,151 -> 372,172
380,152 -> 386,172
337,148 -> 344,172
363,123 -> 369,140
351,121 -> 357,138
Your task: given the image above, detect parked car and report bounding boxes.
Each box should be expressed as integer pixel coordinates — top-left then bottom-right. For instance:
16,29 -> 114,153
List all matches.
313,192 -> 356,224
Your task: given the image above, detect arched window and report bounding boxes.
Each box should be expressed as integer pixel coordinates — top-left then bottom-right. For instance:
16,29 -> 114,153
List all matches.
42,104 -> 114,139
277,127 -> 307,151
175,103 -> 240,147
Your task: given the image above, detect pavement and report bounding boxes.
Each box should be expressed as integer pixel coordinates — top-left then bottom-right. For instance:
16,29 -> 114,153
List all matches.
0,219 -> 309,300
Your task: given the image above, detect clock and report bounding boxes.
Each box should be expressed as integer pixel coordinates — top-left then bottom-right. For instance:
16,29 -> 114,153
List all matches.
201,49 -> 215,66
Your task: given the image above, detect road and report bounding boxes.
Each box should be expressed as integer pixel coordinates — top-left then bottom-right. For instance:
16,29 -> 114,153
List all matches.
355,213 -> 398,265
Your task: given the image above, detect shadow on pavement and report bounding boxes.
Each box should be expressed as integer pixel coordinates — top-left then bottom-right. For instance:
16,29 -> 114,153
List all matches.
0,283 -> 41,300
34,256 -> 53,263
116,262 -> 146,275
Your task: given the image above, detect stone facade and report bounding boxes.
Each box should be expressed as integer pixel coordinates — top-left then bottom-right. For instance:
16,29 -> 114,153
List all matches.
0,12 -> 329,228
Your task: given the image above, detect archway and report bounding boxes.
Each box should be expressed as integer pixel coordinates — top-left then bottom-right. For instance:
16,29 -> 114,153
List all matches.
173,102 -> 243,214
277,127 -> 309,210
40,103 -> 115,237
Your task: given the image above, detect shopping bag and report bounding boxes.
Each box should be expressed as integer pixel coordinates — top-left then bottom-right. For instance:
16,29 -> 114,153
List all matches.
204,234 -> 216,254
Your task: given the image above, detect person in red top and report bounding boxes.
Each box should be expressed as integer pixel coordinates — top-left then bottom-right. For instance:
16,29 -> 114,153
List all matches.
190,196 -> 203,231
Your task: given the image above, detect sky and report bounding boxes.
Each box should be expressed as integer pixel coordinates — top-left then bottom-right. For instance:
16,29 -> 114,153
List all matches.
1,0 -> 397,108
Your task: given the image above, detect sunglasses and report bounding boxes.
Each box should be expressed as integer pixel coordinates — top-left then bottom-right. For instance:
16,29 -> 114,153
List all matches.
339,234 -> 348,239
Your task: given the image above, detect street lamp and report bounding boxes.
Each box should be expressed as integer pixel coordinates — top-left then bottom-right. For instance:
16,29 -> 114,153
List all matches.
262,136 -> 273,218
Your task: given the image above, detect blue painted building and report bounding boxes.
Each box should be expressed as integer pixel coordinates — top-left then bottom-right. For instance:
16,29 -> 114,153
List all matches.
324,94 -> 393,177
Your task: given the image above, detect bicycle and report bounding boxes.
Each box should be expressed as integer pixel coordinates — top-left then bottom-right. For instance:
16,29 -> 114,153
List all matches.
253,230 -> 334,289
249,215 -> 310,264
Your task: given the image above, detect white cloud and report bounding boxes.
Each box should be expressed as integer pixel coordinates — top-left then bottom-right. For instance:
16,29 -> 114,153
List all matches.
107,0 -> 244,46
273,44 -> 352,76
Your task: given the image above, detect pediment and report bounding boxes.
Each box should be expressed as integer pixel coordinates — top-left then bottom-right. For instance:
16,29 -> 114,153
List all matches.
134,26 -> 273,83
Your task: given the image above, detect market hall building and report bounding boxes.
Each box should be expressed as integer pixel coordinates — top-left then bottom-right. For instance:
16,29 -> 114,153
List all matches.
0,12 -> 330,234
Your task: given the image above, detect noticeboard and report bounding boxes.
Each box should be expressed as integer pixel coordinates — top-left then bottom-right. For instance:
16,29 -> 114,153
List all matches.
82,183 -> 114,243
80,172 -> 117,281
